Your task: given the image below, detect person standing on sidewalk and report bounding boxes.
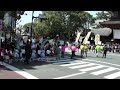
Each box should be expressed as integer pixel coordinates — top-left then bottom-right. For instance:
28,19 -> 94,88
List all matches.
24,40 -> 32,64
54,44 -> 61,60
0,47 -> 4,65
102,44 -> 108,58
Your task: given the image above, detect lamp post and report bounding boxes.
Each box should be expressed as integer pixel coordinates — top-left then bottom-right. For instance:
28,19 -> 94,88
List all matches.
31,11 -> 34,38
30,11 -> 47,38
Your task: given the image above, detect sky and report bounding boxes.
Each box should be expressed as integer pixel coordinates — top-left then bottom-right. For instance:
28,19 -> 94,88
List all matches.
17,11 -> 101,27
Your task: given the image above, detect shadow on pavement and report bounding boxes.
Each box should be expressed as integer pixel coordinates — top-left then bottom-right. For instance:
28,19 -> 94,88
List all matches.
5,61 -> 51,70
3,52 -> 83,71
0,65 -> 12,71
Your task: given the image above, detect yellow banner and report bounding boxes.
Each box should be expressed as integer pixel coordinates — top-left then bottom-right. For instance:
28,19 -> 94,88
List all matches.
83,31 -> 91,44
75,31 -> 81,42
95,34 -> 100,45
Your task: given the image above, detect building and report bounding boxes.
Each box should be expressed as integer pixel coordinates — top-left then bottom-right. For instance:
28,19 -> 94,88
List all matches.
91,18 -> 113,44
100,11 -> 120,43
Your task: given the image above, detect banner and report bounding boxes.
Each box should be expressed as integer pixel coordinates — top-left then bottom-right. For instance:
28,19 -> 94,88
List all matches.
75,31 -> 81,42
83,31 -> 91,44
95,34 -> 100,45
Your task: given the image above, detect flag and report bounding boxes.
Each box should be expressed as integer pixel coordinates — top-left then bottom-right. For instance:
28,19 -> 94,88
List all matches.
83,31 -> 91,44
75,31 -> 81,42
95,34 -> 100,45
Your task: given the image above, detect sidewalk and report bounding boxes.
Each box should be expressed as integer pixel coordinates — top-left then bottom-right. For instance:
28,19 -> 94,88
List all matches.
0,65 -> 26,79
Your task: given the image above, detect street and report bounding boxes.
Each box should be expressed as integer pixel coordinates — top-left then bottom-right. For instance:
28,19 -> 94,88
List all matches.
1,50 -> 120,79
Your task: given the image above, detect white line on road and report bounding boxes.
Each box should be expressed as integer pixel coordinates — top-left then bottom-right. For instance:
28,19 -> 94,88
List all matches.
104,71 -> 120,79
84,59 -> 120,67
60,61 -> 89,66
69,63 -> 96,69
79,65 -> 106,72
53,72 -> 86,79
108,53 -> 120,56
91,67 -> 117,75
2,62 -> 39,79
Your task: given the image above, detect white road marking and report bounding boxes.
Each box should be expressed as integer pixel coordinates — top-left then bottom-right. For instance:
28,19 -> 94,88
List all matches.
60,61 -> 89,66
2,62 -> 39,79
84,59 -> 120,67
47,59 -> 72,63
108,53 -> 120,56
53,72 -> 86,79
104,71 -> 120,79
79,65 -> 106,72
91,67 -> 117,75
69,63 -> 96,69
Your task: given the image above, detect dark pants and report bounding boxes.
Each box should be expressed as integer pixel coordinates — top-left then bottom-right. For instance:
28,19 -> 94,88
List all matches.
61,51 -> 65,58
84,50 -> 87,57
71,51 -> 75,59
81,50 -> 84,58
25,54 -> 31,64
0,57 -> 4,65
103,51 -> 107,58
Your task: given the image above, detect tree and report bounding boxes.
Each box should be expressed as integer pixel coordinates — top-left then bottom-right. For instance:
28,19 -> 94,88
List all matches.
96,11 -> 112,20
0,11 -> 6,19
23,11 -> 94,42
8,11 -> 25,21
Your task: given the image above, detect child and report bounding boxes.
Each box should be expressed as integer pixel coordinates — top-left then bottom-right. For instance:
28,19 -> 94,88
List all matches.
37,49 -> 41,58
14,49 -> 19,61
8,49 -> 14,64
20,48 -> 25,62
31,49 -> 36,61
39,49 -> 47,61
46,49 -> 51,56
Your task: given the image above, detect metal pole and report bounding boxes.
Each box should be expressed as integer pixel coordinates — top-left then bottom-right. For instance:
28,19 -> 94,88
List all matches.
31,11 -> 34,38
11,17 -> 12,42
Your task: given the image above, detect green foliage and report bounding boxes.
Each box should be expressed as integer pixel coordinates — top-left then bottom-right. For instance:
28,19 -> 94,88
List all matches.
23,23 -> 32,29
0,11 -> 6,19
23,11 -> 94,41
96,11 -> 112,19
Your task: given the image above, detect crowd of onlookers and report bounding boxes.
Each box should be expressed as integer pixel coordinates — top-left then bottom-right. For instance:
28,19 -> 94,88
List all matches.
1,37 -> 120,65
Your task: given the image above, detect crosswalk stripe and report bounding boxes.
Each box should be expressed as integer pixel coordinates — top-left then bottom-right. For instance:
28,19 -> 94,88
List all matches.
91,67 -> 117,75
69,63 -> 96,69
60,61 -> 89,66
46,58 -> 72,63
79,65 -> 106,72
104,71 -> 120,79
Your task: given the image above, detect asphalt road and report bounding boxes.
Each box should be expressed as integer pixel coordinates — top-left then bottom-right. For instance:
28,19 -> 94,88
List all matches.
1,50 -> 120,79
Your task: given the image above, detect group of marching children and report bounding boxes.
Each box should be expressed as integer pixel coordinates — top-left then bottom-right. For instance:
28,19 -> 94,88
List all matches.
0,44 -> 14,65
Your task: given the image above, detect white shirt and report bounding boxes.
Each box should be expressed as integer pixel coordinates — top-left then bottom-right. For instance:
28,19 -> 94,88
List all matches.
38,50 -> 41,55
21,49 -> 25,54
31,44 -> 36,49
46,50 -> 51,54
